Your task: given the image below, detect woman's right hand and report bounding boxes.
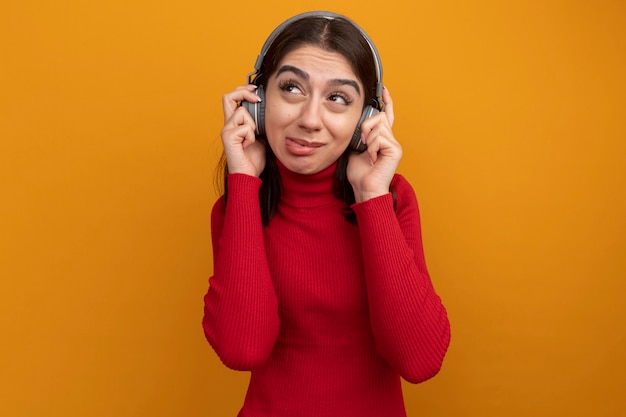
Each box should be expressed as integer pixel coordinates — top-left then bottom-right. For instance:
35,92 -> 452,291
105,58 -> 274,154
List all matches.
221,85 -> 266,177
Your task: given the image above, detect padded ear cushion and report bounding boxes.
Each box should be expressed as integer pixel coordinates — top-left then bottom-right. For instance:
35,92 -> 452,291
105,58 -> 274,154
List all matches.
350,105 -> 380,153
241,85 -> 266,136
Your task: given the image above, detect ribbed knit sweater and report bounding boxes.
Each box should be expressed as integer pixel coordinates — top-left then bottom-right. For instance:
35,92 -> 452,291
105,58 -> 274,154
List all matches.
203,161 -> 450,417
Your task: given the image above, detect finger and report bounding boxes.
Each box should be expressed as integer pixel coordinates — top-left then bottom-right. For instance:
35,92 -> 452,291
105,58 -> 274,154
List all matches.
359,111 -> 387,144
231,124 -> 257,149
222,85 -> 260,121
381,86 -> 394,127
222,107 -> 258,146
222,85 -> 262,123
224,109 -> 257,145
364,121 -> 400,161
364,126 -> 381,164
221,123 -> 257,157
226,105 -> 257,128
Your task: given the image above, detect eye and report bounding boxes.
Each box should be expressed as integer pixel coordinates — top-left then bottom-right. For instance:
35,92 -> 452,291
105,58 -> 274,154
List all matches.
328,92 -> 352,106
279,80 -> 303,95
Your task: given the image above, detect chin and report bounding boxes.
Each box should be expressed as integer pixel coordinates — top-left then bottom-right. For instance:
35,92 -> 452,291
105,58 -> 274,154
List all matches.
280,158 -> 326,175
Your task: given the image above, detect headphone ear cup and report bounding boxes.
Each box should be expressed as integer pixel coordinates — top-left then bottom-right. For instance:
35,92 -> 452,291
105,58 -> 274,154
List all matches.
350,105 -> 380,153
240,85 -> 266,136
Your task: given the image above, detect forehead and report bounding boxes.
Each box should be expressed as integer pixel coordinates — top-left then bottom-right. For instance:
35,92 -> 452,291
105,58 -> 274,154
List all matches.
275,45 -> 360,81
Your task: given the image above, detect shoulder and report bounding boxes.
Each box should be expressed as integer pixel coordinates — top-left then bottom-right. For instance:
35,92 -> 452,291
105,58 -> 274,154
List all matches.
389,173 -> 424,226
391,174 -> 419,207
211,195 -> 226,225
211,194 -> 226,213
391,173 -> 413,192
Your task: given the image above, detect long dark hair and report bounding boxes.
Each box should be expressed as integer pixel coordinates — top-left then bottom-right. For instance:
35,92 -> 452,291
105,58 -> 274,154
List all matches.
217,15 -> 380,225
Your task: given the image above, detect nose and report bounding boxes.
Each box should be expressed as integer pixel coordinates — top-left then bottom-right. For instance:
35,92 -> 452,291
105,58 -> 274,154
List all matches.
297,98 -> 323,132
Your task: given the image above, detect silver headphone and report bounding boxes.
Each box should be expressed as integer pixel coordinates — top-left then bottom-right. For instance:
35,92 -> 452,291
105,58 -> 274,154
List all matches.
241,11 -> 384,152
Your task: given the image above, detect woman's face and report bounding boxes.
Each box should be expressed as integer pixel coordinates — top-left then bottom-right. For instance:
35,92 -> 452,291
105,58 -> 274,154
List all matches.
264,45 -> 365,175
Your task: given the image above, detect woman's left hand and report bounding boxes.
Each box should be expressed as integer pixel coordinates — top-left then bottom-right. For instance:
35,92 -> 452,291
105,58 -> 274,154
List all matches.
347,87 -> 402,203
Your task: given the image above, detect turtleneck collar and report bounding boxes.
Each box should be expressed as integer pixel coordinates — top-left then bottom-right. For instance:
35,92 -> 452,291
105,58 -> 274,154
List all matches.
277,160 -> 342,208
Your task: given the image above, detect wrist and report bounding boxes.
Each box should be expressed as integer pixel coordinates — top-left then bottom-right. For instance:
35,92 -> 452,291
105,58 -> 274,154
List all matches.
354,189 -> 388,203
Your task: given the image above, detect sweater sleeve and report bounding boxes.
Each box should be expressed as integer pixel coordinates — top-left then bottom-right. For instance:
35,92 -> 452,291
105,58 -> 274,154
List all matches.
351,175 -> 451,384
202,174 -> 280,371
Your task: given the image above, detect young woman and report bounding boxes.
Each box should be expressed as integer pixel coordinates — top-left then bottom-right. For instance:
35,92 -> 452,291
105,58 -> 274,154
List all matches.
203,11 -> 451,417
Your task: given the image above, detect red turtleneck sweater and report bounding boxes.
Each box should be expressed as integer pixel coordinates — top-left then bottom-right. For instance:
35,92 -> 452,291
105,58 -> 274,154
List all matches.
203,162 -> 450,417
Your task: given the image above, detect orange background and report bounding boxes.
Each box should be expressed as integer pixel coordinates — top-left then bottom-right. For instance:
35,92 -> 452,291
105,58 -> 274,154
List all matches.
1,1 -> 625,416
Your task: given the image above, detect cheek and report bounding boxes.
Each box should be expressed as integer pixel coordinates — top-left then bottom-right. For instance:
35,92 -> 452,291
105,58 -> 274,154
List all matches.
264,104 -> 290,151
264,101 -> 293,131
327,114 -> 360,143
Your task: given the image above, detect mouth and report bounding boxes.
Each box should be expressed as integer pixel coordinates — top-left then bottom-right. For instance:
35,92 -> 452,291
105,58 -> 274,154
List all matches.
288,137 -> 324,147
285,137 -> 324,156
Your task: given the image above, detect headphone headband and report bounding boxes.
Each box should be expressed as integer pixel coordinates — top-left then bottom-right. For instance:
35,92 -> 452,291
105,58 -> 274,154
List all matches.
247,11 -> 384,107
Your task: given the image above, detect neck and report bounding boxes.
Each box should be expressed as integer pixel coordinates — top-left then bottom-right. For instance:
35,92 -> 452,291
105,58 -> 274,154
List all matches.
277,160 -> 340,208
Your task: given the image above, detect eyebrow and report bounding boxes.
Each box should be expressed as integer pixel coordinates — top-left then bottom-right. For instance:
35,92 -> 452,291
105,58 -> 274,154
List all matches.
275,65 -> 361,96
